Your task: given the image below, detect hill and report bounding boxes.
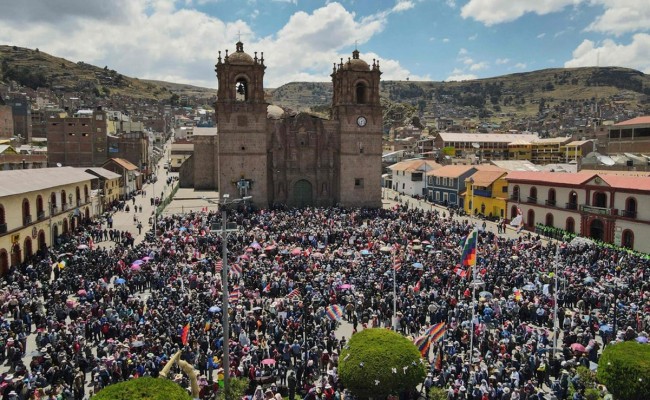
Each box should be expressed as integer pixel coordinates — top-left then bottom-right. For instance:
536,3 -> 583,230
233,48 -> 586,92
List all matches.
1,45 -> 648,125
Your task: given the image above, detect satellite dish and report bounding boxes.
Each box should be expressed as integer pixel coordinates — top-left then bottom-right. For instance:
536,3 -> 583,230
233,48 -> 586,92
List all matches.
56,163 -> 62,167
471,142 -> 480,149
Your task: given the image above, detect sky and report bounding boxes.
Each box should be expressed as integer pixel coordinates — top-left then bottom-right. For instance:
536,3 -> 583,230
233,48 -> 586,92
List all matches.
0,0 -> 649,88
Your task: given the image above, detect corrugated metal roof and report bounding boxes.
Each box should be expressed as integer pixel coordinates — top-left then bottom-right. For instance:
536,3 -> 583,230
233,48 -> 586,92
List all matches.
84,167 -> 121,180
612,116 -> 650,127
429,165 -> 475,177
490,160 -> 541,172
0,167 -> 97,197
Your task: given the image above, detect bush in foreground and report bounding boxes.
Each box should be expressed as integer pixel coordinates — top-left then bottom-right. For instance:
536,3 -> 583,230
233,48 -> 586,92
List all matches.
93,377 -> 191,400
597,341 -> 650,400
339,328 -> 426,399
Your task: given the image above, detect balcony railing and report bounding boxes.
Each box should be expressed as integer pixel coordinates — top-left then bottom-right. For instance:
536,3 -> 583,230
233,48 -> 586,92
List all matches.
51,206 -> 59,215
473,189 -> 492,198
527,196 -> 537,204
0,223 -> 6,234
63,203 -> 70,211
23,215 -> 32,225
620,209 -> 637,218
565,203 -> 578,210
545,199 -> 556,207
510,195 -> 520,201
580,204 -> 616,216
37,211 -> 46,220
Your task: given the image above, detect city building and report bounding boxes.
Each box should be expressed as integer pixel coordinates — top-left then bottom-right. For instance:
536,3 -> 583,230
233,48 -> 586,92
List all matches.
0,168 -> 97,273
435,132 -> 540,161
0,144 -> 47,170
47,108 -> 108,167
0,95 -> 14,140
101,158 -> 140,198
505,171 -> 650,252
606,116 -> 650,154
426,164 -> 476,206
388,159 -> 441,197
185,42 -> 383,208
464,168 -> 509,218
84,167 -> 122,213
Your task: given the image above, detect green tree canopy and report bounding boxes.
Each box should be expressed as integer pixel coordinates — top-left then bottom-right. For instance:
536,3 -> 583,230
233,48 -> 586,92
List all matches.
93,377 -> 192,400
339,328 -> 426,399
597,341 -> 650,400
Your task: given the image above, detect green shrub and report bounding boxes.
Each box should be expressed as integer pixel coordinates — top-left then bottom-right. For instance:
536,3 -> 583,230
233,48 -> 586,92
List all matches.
584,387 -> 602,400
429,386 -> 448,400
597,341 -> 650,400
216,377 -> 248,400
93,377 -> 191,400
339,328 -> 426,399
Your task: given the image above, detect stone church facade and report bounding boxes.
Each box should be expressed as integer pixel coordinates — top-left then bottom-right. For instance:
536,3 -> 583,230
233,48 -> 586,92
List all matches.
188,41 -> 382,208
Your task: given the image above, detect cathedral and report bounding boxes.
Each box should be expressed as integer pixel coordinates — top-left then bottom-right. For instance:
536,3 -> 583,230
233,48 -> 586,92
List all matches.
186,41 -> 383,208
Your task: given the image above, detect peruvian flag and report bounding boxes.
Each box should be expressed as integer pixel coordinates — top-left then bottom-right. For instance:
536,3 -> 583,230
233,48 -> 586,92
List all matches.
453,266 -> 467,278
263,283 -> 271,293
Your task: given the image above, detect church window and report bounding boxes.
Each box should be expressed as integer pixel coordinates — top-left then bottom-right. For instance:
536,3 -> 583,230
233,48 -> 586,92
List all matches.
355,178 -> 364,188
235,77 -> 248,101
356,82 -> 368,104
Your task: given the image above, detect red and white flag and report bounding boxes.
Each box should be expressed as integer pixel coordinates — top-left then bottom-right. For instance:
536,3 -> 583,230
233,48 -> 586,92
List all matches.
286,288 -> 300,300
215,260 -> 223,273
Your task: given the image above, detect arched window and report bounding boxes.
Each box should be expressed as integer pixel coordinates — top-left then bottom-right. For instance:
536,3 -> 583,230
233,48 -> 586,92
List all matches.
624,197 -> 637,218
36,195 -> 44,219
567,191 -> 578,210
75,186 -> 81,206
23,237 -> 33,259
547,189 -> 556,206
84,185 -> 89,203
545,213 -> 554,227
235,77 -> 248,101
510,205 -> 518,219
61,190 -> 67,209
593,192 -> 607,208
356,82 -> 368,104
622,230 -> 634,249
50,192 -> 57,213
512,185 -> 520,202
0,205 -> 5,228
0,249 -> 8,276
22,198 -> 31,225
566,217 -> 575,233
529,187 -> 537,203
527,209 -> 535,227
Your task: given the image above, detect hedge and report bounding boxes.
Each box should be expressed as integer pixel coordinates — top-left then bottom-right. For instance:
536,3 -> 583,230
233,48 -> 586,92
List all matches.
597,341 -> 650,400
93,377 -> 191,400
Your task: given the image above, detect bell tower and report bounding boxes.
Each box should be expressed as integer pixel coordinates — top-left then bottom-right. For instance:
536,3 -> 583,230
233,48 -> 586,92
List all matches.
331,49 -> 382,207
215,41 -> 268,206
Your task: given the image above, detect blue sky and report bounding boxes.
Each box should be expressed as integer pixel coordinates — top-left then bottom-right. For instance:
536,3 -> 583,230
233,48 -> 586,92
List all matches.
0,0 -> 648,88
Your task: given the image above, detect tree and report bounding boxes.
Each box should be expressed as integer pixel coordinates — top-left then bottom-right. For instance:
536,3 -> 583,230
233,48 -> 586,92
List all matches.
93,377 -> 191,400
597,341 -> 650,400
339,329 -> 426,399
216,377 -> 248,400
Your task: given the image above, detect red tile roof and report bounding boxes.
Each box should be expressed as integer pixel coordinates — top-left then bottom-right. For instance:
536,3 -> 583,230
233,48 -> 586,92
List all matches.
470,170 -> 508,187
598,174 -> 650,191
505,171 -> 595,185
612,116 -> 650,127
429,165 -> 475,178
105,158 -> 138,171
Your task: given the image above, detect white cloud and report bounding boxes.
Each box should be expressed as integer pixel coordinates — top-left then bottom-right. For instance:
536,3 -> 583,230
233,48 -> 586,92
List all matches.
495,58 -> 510,64
564,33 -> 650,73
429,37 -> 436,41
446,73 -> 478,81
470,61 -> 489,71
586,0 -> 650,36
463,58 -> 475,65
514,62 -> 528,69
442,38 -> 450,43
0,1 -> 426,88
461,0 -> 582,25
393,0 -> 415,12
468,34 -> 478,40
458,48 -> 468,55
451,68 -> 464,74
445,0 -> 457,8
537,33 -> 546,38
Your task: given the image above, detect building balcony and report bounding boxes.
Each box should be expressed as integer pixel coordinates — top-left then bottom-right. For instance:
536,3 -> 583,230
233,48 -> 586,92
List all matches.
545,199 -> 556,207
0,223 -> 6,234
565,203 -> 578,210
619,210 -> 637,218
580,204 -> 617,216
23,215 -> 32,225
473,189 -> 492,198
51,206 -> 59,215
37,211 -> 46,220
63,203 -> 70,211
510,195 -> 520,201
527,197 -> 537,204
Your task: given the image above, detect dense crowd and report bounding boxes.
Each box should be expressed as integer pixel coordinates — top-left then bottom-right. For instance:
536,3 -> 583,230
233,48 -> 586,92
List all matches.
0,203 -> 648,400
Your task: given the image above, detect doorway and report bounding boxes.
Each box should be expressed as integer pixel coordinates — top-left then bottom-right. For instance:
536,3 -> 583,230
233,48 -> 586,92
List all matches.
291,180 -> 313,207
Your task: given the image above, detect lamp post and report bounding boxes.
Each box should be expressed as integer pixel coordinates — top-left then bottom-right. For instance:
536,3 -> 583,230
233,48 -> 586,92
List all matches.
552,242 -> 562,359
204,194 -> 251,397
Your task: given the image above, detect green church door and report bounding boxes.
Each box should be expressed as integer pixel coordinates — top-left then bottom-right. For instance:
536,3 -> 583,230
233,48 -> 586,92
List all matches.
292,180 -> 313,207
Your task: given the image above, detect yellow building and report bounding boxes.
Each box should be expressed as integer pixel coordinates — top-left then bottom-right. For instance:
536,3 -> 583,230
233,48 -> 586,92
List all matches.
0,168 -> 97,274
530,137 -> 572,164
507,140 -> 533,160
84,168 -> 122,212
465,169 -> 509,219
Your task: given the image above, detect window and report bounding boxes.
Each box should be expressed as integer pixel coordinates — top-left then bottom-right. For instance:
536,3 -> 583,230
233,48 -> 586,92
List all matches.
356,82 -> 368,104
355,178 -> 364,188
624,197 -> 637,218
435,192 -> 440,201
622,230 -> 634,249
545,213 -> 554,227
411,173 -> 423,182
527,209 -> 535,227
235,77 -> 249,101
566,217 -> 575,233
501,186 -> 508,193
22,198 -> 31,225
96,114 -> 103,120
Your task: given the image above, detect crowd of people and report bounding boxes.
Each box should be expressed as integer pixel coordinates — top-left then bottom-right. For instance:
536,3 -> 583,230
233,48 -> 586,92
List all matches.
0,201 -> 648,400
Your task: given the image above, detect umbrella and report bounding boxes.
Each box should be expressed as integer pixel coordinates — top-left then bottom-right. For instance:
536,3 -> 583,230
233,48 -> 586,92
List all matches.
77,244 -> 88,250
142,256 -> 152,261
522,284 -> 536,291
131,264 -> 141,271
479,291 -> 493,299
208,306 -> 221,313
583,277 -> 596,285
251,307 -> 262,312
338,284 -> 352,290
264,245 -> 277,251
250,242 -> 262,250
570,343 -> 586,353
636,336 -> 649,343
360,249 -> 371,255
261,359 -> 276,365
133,259 -> 145,265
325,305 -> 343,321
599,324 -> 613,333
131,341 -> 145,348
114,278 -> 126,285
379,246 -> 393,253
412,262 -> 424,269
291,247 -> 302,256
77,289 -> 87,296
